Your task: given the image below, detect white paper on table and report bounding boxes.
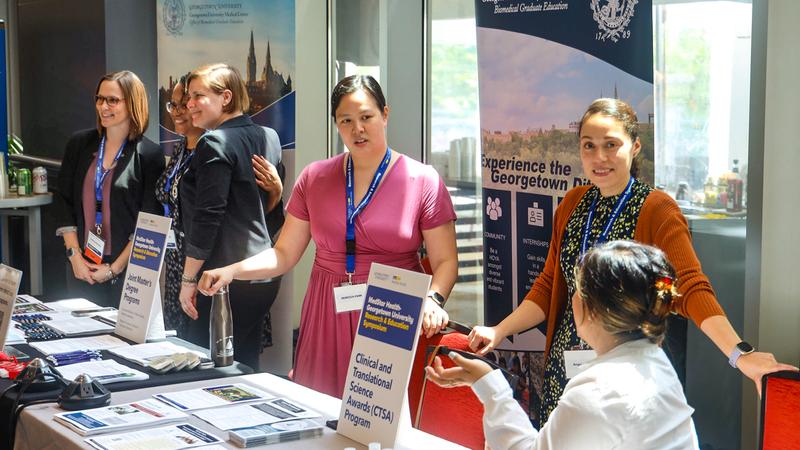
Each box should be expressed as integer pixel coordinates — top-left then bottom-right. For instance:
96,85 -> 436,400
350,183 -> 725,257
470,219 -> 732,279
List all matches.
47,298 -> 101,312
153,383 -> 272,411
55,360 -> 149,384
54,398 -> 186,436
15,294 -> 41,305
84,423 -> 222,450
45,317 -> 116,336
30,335 -> 130,355
192,397 -> 321,430
109,341 -> 206,366
4,324 -> 26,345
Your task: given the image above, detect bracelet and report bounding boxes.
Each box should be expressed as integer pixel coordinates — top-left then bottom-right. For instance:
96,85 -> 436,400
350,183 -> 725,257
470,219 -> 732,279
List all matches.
427,290 -> 447,308
104,264 -> 117,282
181,274 -> 198,284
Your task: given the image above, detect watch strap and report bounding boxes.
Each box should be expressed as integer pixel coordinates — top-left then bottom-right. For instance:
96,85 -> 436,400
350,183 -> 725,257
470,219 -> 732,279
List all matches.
728,342 -> 754,368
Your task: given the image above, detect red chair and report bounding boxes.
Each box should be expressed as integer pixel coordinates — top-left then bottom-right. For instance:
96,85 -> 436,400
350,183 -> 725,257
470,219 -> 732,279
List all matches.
760,370 -> 800,449
408,323 -> 486,450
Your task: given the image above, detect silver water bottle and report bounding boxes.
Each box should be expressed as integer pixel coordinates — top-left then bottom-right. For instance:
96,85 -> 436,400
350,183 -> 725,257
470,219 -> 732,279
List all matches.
210,285 -> 234,366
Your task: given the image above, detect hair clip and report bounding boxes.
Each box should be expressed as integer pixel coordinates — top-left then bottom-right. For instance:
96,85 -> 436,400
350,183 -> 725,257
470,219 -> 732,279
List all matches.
654,276 -> 678,298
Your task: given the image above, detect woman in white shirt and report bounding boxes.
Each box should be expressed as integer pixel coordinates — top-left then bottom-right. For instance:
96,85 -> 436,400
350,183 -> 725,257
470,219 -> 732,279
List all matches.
426,240 -> 699,450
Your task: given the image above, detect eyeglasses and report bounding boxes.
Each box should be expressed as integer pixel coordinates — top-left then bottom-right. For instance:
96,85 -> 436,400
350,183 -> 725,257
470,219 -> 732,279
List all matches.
166,101 -> 188,114
95,95 -> 124,107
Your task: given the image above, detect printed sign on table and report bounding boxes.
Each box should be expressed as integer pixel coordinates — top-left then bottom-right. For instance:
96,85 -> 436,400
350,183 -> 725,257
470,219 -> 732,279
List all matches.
0,264 -> 22,348
337,263 -> 431,449
115,213 -> 171,343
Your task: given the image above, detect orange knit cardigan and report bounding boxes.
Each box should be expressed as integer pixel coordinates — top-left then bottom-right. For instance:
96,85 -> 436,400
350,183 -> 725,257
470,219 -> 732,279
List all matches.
524,185 -> 726,358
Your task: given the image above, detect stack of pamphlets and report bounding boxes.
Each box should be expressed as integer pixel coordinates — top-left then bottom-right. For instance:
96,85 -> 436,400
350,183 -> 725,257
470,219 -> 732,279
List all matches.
109,341 -> 211,373
192,397 -> 322,430
54,398 -> 187,436
44,317 -> 116,337
30,335 -> 130,355
55,359 -> 150,384
153,383 -> 272,411
228,418 -> 325,447
84,423 -> 222,450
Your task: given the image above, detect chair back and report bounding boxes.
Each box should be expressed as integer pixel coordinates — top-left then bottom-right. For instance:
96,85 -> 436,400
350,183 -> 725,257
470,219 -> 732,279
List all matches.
760,370 -> 800,450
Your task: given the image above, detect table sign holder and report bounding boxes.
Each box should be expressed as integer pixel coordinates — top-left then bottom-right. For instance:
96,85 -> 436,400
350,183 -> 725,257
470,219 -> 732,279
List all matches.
336,262 -> 431,449
0,263 -> 22,348
115,212 -> 171,343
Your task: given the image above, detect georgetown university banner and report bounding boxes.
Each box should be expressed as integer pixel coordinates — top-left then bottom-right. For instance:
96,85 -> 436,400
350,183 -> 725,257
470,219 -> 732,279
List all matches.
475,0 -> 654,419
157,0 -> 296,155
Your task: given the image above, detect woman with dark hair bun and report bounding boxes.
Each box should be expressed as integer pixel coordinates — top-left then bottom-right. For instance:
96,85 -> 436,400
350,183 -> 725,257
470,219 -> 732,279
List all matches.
468,98 -> 796,422
428,241 -> 699,449
198,74 -> 458,398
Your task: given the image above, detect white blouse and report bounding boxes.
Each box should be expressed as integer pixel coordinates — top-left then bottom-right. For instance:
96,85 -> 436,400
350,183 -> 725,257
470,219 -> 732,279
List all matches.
471,339 -> 699,450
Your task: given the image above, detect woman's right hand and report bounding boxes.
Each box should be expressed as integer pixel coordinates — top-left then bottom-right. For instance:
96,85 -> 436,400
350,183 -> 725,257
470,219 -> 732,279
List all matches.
198,266 -> 235,296
69,255 -> 96,285
468,325 -> 504,355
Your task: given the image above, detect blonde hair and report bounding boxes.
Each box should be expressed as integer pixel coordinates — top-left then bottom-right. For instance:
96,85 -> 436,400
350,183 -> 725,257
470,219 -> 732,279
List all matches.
187,63 -> 249,114
95,70 -> 149,140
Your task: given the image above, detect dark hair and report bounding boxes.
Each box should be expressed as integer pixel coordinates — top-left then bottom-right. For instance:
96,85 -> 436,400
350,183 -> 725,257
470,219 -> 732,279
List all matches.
331,75 -> 387,118
95,70 -> 149,140
577,98 -> 641,178
575,240 -> 678,345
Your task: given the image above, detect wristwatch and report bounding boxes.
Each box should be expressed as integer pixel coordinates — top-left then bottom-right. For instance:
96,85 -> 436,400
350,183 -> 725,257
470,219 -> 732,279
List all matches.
427,290 -> 447,308
66,247 -> 80,259
728,341 -> 755,368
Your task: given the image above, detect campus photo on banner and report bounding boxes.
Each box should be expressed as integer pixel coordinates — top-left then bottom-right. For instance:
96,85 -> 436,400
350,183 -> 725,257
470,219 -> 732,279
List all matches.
157,0 -> 296,156
474,0 -> 654,419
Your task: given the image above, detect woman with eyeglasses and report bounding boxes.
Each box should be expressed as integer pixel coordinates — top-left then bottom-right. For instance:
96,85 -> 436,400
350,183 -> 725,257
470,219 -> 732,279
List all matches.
54,70 -> 164,307
428,241 -> 700,450
155,74 -> 205,335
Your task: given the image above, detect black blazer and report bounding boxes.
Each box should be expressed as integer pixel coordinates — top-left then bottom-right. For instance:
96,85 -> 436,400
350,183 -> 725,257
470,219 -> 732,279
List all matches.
54,129 -> 165,260
181,115 -> 281,270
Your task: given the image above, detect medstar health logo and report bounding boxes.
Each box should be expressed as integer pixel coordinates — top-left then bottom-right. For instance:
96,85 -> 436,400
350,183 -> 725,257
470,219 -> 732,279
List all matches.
590,0 -> 638,43
163,0 -> 186,35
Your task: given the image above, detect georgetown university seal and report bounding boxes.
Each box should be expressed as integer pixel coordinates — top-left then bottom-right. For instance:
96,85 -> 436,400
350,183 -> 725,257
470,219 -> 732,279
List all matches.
590,0 -> 638,42
163,0 -> 186,35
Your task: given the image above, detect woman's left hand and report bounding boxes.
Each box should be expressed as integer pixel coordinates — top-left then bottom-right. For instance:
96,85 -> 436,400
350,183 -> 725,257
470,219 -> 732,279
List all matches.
421,297 -> 449,338
736,351 -> 798,396
425,353 -> 493,388
180,283 -> 200,320
87,263 -> 114,284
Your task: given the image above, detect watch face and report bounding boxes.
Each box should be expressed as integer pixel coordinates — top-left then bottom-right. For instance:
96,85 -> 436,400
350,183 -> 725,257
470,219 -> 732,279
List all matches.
737,342 -> 754,353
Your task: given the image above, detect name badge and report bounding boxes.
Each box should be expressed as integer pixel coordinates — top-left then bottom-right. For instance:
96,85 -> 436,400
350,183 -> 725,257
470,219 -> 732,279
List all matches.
84,232 -> 105,264
564,349 -> 596,379
166,229 -> 177,250
333,283 -> 367,313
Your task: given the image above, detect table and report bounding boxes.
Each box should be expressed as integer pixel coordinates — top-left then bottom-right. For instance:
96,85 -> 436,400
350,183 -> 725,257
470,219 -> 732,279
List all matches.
15,373 -> 467,450
2,336 -> 252,450
0,193 -> 52,295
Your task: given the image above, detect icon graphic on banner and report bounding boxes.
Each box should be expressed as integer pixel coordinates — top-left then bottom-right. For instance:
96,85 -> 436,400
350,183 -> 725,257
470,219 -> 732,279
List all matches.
528,202 -> 544,227
162,0 -> 186,35
591,0 -> 638,42
486,197 -> 503,221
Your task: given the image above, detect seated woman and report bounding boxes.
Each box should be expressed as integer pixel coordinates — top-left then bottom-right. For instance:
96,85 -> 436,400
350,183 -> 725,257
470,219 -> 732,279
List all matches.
427,240 -> 699,450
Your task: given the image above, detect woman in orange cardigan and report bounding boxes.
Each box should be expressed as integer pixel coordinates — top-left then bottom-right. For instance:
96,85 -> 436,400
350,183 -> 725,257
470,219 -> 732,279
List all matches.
469,98 -> 796,421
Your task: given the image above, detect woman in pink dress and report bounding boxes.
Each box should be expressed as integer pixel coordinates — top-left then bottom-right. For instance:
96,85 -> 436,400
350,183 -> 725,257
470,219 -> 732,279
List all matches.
198,75 -> 458,397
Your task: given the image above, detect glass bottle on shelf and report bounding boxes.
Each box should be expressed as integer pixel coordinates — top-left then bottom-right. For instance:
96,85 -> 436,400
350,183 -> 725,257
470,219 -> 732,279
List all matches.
726,159 -> 743,213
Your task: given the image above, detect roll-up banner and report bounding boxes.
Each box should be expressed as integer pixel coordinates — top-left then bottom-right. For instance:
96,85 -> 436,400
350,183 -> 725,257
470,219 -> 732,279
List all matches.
157,0 -> 296,155
476,1 -> 654,351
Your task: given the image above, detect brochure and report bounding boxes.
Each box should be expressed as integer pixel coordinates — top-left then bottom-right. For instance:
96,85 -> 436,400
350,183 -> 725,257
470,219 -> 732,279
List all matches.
85,423 -> 222,450
153,383 -> 272,412
55,359 -> 150,385
229,418 -> 326,447
109,341 -> 209,373
45,317 -> 116,337
54,398 -> 187,436
30,335 -> 130,355
15,294 -> 41,305
192,397 -> 321,430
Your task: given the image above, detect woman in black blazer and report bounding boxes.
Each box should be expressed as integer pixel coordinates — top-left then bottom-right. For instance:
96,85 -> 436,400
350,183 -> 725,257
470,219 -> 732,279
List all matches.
178,63 -> 281,369
54,70 -> 165,308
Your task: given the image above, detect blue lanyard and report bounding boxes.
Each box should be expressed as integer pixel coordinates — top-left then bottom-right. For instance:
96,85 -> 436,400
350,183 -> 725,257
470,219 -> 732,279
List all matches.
580,177 -> 635,255
163,150 -> 194,217
94,136 -> 126,232
345,148 -> 392,277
